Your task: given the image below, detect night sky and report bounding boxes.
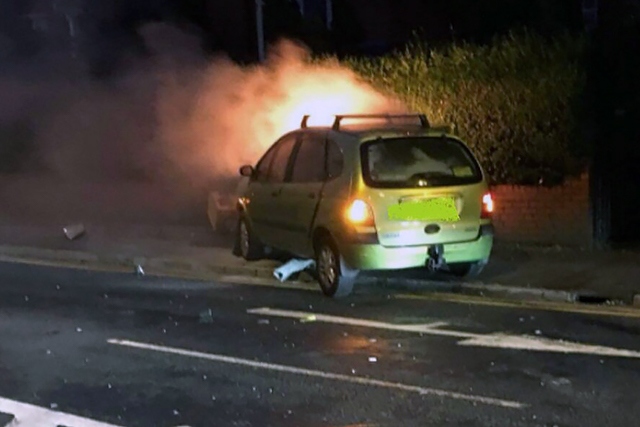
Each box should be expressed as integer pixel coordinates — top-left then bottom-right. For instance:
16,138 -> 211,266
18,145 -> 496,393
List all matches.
0,0 -> 586,65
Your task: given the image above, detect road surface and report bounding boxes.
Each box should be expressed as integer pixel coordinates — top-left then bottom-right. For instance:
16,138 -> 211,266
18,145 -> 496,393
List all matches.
0,261 -> 639,426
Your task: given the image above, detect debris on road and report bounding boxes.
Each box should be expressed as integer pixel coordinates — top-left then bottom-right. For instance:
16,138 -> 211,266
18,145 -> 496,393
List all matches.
63,223 -> 85,240
273,259 -> 315,282
257,319 -> 270,325
300,314 -> 316,323
135,265 -> 145,276
550,378 -> 571,388
368,356 -> 378,363
199,308 -> 213,324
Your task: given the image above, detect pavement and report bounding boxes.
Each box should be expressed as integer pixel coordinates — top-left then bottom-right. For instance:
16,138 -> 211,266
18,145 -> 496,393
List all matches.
0,221 -> 640,311
1,261 -> 640,427
1,173 -> 640,312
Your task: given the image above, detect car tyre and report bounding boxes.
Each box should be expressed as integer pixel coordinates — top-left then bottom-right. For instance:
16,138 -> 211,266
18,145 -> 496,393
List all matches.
234,217 -> 264,261
315,236 -> 359,298
448,260 -> 487,278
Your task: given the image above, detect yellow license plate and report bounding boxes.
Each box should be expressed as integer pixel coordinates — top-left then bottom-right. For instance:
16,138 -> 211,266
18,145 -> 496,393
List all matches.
387,197 -> 460,222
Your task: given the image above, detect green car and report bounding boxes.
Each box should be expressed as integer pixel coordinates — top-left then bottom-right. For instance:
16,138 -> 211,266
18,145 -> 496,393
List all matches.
234,114 -> 494,297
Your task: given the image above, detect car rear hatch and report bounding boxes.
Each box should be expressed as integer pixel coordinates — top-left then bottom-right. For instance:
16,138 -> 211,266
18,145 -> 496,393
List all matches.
359,135 -> 487,247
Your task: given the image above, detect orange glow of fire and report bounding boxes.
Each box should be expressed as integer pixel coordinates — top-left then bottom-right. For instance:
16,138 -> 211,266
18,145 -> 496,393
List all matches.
157,40 -> 408,180
275,70 -> 402,134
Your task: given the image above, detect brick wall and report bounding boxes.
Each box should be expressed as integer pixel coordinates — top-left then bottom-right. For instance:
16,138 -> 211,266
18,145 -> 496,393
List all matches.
491,173 -> 592,247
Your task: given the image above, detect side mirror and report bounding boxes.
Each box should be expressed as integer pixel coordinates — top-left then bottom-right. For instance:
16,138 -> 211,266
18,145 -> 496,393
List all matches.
239,165 -> 254,177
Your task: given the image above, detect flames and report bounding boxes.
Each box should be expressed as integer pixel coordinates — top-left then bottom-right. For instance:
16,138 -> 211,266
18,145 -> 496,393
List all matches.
276,66 -> 398,131
156,40 -> 408,182
248,41 -> 406,137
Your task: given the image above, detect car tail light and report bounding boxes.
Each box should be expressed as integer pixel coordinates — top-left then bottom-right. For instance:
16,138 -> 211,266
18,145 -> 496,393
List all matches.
346,199 -> 375,227
481,192 -> 494,219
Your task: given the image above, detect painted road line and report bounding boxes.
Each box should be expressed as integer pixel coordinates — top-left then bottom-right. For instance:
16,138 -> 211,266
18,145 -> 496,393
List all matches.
0,256 -> 316,293
457,334 -> 640,357
0,396 -> 123,427
248,307 -> 640,359
5,254 -> 639,321
107,338 -> 525,409
395,292 -> 640,319
217,275 -> 318,291
247,307 -> 467,336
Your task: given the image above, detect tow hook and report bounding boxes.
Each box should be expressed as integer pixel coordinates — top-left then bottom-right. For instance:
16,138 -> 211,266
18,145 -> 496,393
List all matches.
426,244 -> 445,272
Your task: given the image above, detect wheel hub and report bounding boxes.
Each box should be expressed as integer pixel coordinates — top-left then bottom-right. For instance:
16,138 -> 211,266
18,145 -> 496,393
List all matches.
318,246 -> 337,287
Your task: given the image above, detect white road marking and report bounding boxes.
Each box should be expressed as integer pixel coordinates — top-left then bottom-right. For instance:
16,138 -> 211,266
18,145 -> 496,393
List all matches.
0,396 -> 123,427
247,307 -> 471,337
107,338 -> 525,409
248,307 -> 640,359
458,334 -> 640,358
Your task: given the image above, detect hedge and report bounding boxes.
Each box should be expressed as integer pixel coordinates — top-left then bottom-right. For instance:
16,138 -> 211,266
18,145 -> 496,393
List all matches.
335,31 -> 587,186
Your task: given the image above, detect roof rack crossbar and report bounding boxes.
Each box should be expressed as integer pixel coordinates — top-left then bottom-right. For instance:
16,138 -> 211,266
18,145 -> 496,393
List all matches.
301,113 -> 430,130
332,114 -> 429,131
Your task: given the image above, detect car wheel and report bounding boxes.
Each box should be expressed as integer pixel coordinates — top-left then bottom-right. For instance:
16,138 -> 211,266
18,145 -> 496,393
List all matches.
235,217 -> 264,261
448,260 -> 487,278
315,236 -> 359,298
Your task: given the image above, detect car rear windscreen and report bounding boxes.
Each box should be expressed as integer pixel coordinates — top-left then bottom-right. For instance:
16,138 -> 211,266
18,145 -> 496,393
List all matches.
360,136 -> 483,188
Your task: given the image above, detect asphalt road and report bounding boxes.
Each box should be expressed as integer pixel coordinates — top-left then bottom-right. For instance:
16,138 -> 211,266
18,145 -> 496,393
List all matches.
0,262 -> 639,427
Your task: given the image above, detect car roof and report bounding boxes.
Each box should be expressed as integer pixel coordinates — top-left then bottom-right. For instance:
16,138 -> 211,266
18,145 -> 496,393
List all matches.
300,125 -> 456,143
298,114 -> 457,144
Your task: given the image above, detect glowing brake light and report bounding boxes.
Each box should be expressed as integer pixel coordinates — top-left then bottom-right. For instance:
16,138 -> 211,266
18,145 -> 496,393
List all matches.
346,199 -> 375,226
481,192 -> 494,218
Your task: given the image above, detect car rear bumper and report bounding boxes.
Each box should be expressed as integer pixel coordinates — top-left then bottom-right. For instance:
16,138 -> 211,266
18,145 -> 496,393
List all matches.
339,224 -> 494,270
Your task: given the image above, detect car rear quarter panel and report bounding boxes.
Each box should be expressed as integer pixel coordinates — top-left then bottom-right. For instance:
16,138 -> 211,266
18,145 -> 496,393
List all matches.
310,134 -> 360,251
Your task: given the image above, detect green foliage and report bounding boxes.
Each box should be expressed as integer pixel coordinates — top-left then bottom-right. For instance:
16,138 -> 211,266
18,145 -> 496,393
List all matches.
333,31 -> 587,186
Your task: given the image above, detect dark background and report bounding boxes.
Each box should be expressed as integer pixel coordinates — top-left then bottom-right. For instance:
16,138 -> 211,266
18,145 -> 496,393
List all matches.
0,0 -> 586,67
0,0 -> 639,245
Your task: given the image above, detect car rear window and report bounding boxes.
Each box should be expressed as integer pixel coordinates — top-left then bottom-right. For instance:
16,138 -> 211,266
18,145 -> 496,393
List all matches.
360,136 -> 483,188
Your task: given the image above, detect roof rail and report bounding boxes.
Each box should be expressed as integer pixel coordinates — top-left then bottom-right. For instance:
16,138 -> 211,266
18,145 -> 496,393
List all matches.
300,113 -> 430,130
331,114 -> 429,131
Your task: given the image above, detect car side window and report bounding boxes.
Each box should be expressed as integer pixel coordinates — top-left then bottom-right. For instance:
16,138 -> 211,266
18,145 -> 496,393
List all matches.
326,139 -> 344,180
254,145 -> 277,182
291,134 -> 327,183
267,134 -> 297,183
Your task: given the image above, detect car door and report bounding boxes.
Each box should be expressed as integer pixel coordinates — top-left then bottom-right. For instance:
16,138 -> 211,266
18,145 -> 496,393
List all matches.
246,133 -> 297,247
278,130 -> 328,257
